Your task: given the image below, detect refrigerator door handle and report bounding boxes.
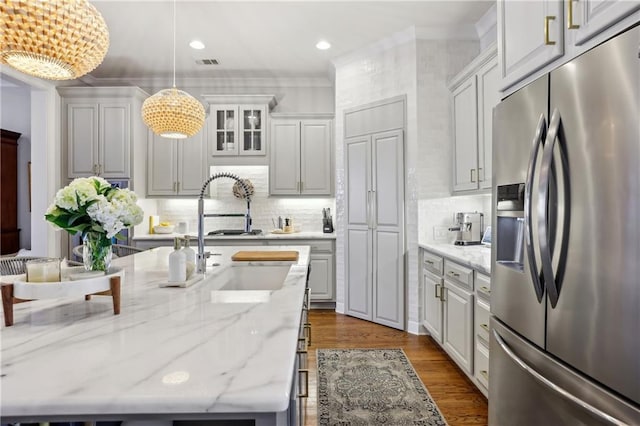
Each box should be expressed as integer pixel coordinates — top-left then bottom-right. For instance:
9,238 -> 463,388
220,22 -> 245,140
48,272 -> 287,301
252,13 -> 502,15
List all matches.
492,329 -> 628,426
524,114 -> 547,303
538,108 -> 561,308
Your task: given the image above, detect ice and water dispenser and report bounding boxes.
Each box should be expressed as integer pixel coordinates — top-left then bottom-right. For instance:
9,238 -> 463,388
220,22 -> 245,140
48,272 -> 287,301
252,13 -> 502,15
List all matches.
496,183 -> 526,272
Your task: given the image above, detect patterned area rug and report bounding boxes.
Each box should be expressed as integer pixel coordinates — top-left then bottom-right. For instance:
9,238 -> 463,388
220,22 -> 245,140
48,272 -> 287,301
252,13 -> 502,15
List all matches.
317,348 -> 447,426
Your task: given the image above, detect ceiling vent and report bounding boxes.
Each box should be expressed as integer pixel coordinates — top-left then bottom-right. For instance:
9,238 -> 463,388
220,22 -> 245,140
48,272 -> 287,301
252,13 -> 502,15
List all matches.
196,59 -> 219,65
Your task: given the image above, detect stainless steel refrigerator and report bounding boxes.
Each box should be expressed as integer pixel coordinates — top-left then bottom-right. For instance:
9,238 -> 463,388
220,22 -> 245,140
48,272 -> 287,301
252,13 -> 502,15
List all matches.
490,24 -> 640,425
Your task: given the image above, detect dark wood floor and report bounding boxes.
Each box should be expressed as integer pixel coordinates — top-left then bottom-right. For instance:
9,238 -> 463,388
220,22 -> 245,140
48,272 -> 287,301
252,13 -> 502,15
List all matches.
304,310 -> 488,426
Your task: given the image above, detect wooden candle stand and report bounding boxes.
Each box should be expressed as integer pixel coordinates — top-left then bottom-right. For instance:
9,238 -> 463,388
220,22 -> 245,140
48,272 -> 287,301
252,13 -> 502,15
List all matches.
1,272 -> 122,327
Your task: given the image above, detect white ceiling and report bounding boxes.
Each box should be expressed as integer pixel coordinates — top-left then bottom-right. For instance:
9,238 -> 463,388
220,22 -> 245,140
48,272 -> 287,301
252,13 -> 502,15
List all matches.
84,0 -> 494,85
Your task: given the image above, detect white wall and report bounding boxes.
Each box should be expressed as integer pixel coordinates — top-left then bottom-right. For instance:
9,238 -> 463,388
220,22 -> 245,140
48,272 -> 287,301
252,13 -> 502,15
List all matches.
418,194 -> 492,244
134,166 -> 335,237
0,85 -> 32,249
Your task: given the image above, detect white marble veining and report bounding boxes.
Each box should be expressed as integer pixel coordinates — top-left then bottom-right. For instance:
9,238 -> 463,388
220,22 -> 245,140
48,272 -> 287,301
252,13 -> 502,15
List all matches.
133,231 -> 336,241
1,245 -> 310,422
419,241 -> 491,275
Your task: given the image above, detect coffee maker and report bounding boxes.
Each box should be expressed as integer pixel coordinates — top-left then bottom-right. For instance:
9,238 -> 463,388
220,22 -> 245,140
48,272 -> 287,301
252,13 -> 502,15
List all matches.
448,212 -> 484,245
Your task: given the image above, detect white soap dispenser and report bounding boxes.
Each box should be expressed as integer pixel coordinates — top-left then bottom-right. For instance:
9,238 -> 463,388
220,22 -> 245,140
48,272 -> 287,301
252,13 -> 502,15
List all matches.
169,237 -> 187,282
180,236 -> 196,278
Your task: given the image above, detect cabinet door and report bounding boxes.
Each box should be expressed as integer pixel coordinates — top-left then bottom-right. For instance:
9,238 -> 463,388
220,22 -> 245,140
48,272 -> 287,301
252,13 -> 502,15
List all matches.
372,130 -> 404,330
67,103 -> 98,177
423,270 -> 444,344
147,134 -> 177,196
300,119 -> 332,195
239,105 -> 266,155
208,106 -> 238,156
452,77 -> 479,192
572,0 -> 640,46
309,252 -> 333,301
443,281 -> 474,374
99,103 -> 130,178
345,135 -> 372,321
177,128 -> 206,195
477,57 -> 499,190
270,120 -> 301,194
498,0 -> 564,89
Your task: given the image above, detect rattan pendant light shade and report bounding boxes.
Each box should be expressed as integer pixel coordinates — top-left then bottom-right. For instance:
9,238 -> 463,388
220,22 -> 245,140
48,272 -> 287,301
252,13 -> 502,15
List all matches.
0,0 -> 109,80
142,88 -> 205,139
141,0 -> 204,139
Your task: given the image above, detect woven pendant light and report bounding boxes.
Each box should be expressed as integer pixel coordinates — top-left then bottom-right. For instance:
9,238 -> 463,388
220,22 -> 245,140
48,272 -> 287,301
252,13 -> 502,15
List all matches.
0,0 -> 109,80
141,0 -> 204,139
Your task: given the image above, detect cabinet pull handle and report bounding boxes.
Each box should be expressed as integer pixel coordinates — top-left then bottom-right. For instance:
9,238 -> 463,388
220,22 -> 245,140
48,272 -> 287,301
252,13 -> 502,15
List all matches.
440,286 -> 447,302
297,337 -> 307,351
544,16 -> 556,45
304,323 -> 312,346
425,260 -> 434,265
480,323 -> 490,332
177,182 -> 180,193
568,0 -> 580,29
297,369 -> 309,398
480,286 -> 491,294
448,271 -> 460,277
480,370 -> 489,381
470,169 -> 476,183
435,283 -> 441,299
478,167 -> 483,182
92,164 -> 97,174
99,164 -> 103,175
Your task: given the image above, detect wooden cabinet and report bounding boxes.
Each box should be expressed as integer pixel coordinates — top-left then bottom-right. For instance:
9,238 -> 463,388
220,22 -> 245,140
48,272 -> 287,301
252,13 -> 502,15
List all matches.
147,128 -> 206,197
203,94 -> 276,165
498,0 -> 640,93
450,45 -> 498,193
58,87 -> 149,180
345,130 -> 405,330
270,116 -> 333,196
1,129 -> 21,255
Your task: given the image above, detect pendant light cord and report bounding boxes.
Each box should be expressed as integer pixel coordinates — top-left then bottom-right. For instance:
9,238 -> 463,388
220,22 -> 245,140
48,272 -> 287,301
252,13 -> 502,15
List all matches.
172,0 -> 176,88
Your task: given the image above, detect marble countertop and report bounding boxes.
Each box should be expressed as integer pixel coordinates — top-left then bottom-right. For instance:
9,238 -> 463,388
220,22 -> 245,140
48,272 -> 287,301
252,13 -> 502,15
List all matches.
1,245 -> 311,421
419,241 -> 492,275
133,231 -> 336,241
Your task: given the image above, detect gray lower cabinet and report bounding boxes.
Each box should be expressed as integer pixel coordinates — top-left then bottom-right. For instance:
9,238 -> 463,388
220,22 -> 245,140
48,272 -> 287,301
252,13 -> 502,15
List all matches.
133,237 -> 335,303
421,247 -> 491,397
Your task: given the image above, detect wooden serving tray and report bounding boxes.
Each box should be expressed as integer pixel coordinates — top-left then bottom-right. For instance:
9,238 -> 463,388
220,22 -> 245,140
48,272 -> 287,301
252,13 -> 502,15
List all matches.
231,250 -> 299,262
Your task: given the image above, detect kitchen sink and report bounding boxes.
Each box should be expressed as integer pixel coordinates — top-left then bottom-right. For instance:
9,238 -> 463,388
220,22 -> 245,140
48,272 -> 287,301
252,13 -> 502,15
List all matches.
207,229 -> 262,236
212,265 -> 291,291
209,265 -> 291,303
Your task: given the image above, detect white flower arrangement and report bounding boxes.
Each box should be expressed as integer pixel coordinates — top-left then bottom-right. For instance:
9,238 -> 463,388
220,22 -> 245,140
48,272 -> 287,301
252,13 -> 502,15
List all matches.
45,177 -> 144,239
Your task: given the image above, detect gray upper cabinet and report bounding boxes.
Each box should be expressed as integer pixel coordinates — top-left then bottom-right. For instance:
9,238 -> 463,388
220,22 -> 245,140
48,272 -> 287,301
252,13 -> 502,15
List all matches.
203,94 -> 277,166
147,126 -> 207,197
498,0 -> 640,94
269,115 -> 333,196
59,87 -> 149,181
449,45 -> 498,193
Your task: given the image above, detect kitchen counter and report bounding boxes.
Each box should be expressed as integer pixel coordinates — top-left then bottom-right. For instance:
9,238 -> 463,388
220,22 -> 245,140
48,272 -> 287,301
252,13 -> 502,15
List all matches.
134,230 -> 336,241
1,245 -> 311,424
419,241 -> 491,274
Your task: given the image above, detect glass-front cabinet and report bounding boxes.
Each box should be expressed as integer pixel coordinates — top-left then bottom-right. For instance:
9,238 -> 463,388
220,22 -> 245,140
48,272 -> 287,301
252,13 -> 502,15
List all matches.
205,95 -> 276,158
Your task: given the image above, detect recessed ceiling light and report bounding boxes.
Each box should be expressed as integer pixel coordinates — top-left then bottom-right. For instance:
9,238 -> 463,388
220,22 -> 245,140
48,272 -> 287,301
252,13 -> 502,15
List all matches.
189,40 -> 205,50
316,40 -> 331,50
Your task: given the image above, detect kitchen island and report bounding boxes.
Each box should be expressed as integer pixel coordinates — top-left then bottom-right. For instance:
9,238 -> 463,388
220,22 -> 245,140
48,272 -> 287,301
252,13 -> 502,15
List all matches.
0,245 -> 311,425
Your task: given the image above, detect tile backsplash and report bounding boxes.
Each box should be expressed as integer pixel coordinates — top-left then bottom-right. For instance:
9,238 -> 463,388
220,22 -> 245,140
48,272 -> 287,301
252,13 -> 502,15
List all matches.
418,194 -> 492,244
133,166 -> 335,236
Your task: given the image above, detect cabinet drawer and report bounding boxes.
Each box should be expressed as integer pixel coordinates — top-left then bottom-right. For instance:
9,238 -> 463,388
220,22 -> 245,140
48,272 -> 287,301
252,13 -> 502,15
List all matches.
476,271 -> 491,299
423,251 -> 443,275
475,297 -> 490,344
475,341 -> 489,390
444,260 -> 473,290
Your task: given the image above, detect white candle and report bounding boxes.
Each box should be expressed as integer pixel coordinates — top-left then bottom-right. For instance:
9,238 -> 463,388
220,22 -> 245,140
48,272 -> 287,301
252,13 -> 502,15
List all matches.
26,259 -> 61,283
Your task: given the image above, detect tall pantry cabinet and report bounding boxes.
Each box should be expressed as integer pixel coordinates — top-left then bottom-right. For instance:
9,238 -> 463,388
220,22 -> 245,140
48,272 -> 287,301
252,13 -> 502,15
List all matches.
344,96 -> 406,331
